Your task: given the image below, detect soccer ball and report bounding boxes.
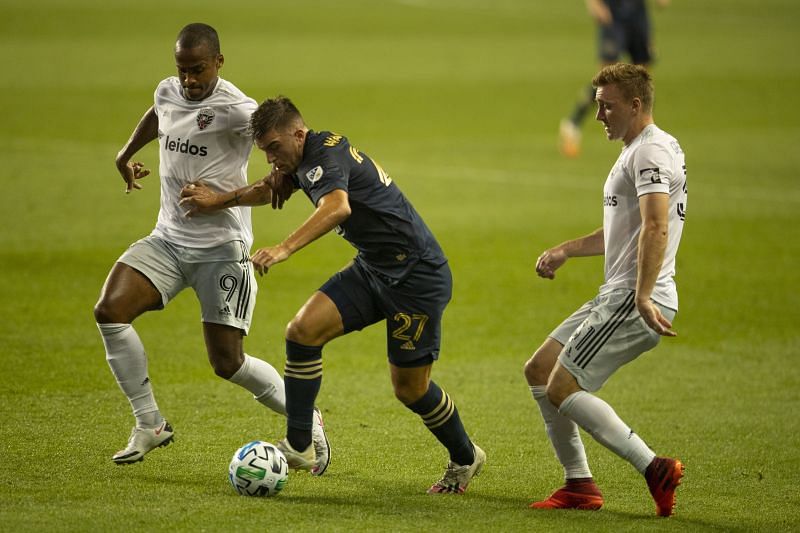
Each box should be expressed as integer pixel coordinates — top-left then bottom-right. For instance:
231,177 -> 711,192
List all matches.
228,441 -> 288,497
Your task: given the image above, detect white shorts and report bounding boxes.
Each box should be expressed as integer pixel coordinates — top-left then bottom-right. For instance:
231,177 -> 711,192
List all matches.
118,236 -> 257,334
551,289 -> 676,392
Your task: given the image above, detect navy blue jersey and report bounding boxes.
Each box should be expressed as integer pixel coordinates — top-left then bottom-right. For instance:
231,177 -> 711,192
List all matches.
291,130 -> 447,282
604,0 -> 648,20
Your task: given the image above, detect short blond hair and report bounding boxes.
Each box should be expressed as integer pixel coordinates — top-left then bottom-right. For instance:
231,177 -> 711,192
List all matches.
592,63 -> 654,112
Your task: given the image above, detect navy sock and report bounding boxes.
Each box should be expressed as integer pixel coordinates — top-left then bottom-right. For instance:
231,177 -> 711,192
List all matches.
570,84 -> 598,125
284,339 -> 322,451
406,381 -> 474,466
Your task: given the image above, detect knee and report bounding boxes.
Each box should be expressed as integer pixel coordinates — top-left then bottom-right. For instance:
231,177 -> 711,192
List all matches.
545,376 -> 578,409
524,350 -> 554,386
394,384 -> 425,405
545,386 -> 566,409
93,298 -> 119,324
285,316 -> 323,346
393,378 -> 428,405
210,350 -> 244,380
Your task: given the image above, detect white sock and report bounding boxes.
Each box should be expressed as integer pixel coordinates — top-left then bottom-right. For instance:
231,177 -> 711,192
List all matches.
98,323 -> 162,429
559,390 -> 655,474
229,354 -> 287,416
531,385 -> 592,479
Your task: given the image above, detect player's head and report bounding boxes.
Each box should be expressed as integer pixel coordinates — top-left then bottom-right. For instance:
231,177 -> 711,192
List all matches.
174,23 -> 223,101
250,96 -> 308,175
592,63 -> 654,144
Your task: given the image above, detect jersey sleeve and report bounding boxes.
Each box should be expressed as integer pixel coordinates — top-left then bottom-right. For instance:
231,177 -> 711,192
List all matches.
229,99 -> 258,138
153,78 -> 172,115
632,143 -> 673,196
304,146 -> 349,206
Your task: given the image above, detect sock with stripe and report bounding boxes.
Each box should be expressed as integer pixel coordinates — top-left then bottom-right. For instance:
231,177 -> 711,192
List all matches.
284,340 -> 322,451
530,385 -> 592,479
228,354 -> 286,416
559,390 -> 655,474
406,381 -> 474,466
98,323 -> 163,429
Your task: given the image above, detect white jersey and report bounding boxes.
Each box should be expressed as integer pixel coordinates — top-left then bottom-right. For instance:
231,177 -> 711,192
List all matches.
151,76 -> 257,248
600,124 -> 687,310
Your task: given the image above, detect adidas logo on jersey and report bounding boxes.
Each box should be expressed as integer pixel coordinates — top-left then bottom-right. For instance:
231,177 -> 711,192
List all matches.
165,135 -> 208,157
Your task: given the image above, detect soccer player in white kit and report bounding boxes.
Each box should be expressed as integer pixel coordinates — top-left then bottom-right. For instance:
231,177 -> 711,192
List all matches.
93,23 -> 330,473
524,63 -> 687,516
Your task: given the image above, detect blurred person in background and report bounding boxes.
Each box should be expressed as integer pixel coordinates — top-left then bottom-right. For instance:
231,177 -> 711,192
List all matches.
560,0 -> 669,158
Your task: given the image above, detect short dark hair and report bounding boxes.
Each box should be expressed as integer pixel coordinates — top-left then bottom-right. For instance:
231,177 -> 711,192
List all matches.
592,63 -> 654,112
176,23 -> 220,56
249,96 -> 305,139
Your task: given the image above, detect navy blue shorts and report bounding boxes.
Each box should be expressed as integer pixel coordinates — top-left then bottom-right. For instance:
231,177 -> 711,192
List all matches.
597,11 -> 652,65
319,259 -> 452,367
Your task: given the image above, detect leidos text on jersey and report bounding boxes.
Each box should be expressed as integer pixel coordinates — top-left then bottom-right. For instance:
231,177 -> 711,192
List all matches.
164,136 -> 208,157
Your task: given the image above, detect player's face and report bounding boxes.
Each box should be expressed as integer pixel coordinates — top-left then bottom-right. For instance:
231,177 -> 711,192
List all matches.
255,127 -> 306,175
595,84 -> 638,144
175,44 -> 223,101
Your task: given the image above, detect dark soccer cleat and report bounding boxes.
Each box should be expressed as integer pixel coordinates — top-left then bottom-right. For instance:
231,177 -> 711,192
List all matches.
645,457 -> 684,517
529,479 -> 604,510
112,420 -> 174,464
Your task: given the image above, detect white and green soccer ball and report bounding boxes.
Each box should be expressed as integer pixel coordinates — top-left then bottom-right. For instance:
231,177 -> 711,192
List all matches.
228,441 -> 288,497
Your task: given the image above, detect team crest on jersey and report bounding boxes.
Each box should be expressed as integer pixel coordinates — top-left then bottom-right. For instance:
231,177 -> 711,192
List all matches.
196,107 -> 215,130
306,165 -> 324,183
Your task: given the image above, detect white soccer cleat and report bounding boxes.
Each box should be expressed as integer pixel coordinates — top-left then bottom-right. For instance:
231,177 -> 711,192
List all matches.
275,438 -> 316,472
112,420 -> 174,464
311,407 -> 331,476
427,443 -> 486,494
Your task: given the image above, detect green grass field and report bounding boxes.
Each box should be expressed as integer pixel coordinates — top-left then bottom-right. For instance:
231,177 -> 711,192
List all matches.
2,0 -> 799,531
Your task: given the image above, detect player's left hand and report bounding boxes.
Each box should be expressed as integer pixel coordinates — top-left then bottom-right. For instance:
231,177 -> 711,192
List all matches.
636,298 -> 677,337
179,181 -> 219,217
250,244 -> 291,275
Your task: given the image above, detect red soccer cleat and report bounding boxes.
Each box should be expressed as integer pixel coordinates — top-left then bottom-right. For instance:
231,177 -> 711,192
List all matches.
529,479 -> 604,510
645,457 -> 685,517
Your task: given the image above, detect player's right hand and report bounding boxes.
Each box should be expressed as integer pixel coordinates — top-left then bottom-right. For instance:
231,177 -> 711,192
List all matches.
118,160 -> 150,193
535,248 -> 568,280
251,244 -> 291,275
179,181 -> 220,217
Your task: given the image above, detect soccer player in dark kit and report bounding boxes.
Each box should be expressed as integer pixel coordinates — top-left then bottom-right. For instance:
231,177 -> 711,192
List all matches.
179,96 -> 486,494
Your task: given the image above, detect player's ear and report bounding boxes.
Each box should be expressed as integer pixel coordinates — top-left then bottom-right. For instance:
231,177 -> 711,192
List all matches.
631,96 -> 642,114
216,54 -> 224,69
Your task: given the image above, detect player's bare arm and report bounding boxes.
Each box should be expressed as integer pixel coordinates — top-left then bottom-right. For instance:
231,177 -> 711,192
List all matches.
536,227 -> 604,280
115,106 -> 158,193
635,192 -> 676,336
251,189 -> 351,275
586,0 -> 613,25
179,178 -> 273,217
